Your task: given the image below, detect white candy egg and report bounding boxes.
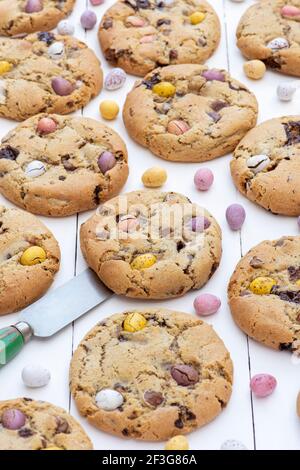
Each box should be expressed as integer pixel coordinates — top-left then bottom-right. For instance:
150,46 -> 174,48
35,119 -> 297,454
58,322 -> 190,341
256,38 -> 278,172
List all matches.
267,37 -> 289,51
25,160 -> 46,178
246,154 -> 270,174
277,82 -> 297,101
57,20 -> 75,36
95,389 -> 124,411
22,364 -> 51,388
48,42 -> 65,60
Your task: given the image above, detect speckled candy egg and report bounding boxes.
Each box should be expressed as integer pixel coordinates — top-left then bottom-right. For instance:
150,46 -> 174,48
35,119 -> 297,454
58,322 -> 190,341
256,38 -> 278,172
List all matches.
194,293 -> 221,316
1,409 -> 26,430
37,117 -> 57,134
25,0 -> 43,13
95,389 -> 124,411
81,10 -> 97,30
226,204 -> 246,230
57,20 -> 75,36
104,68 -> 126,91
194,168 -> 214,191
267,37 -> 289,51
51,77 -> 74,96
250,374 -> 277,397
90,0 -> 105,5
48,42 -> 64,60
22,364 -> 51,388
277,82 -> 297,101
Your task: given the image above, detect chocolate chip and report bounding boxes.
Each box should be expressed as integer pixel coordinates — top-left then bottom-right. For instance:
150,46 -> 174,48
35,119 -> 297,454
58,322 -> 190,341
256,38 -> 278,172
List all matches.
250,256 -> 264,268
55,416 -> 70,434
0,146 -> 19,160
296,313 -> 300,323
122,428 -> 129,436
94,185 -> 102,205
176,241 -> 185,251
102,18 -> 113,29
157,18 -> 171,26
18,428 -> 33,438
283,121 -> 300,145
211,100 -> 228,112
171,364 -> 199,386
228,82 -> 247,92
137,0 -> 151,8
272,288 -> 300,304
58,175 -> 66,181
207,111 -> 221,123
61,155 -> 76,171
288,266 -> 300,281
279,342 -> 293,351
169,49 -> 178,60
144,390 -> 164,407
197,37 -> 207,47
263,56 -> 281,69
174,419 -> 184,429
142,72 -> 161,89
37,32 -> 55,45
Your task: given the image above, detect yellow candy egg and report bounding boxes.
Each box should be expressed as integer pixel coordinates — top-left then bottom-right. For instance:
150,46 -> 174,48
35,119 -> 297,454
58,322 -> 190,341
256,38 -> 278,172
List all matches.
131,253 -> 157,270
20,246 -> 47,266
123,312 -> 147,332
0,61 -> 13,75
189,12 -> 206,25
249,276 -> 276,295
100,100 -> 119,120
142,167 -> 167,188
165,435 -> 189,451
152,81 -> 176,98
296,280 -> 300,287
43,447 -> 63,451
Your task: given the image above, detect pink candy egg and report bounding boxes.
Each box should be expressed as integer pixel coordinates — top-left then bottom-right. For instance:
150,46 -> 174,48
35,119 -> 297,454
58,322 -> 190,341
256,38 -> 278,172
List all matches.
194,293 -> 221,316
1,409 -> 26,430
37,117 -> 57,134
194,168 -> 214,191
250,374 -> 277,397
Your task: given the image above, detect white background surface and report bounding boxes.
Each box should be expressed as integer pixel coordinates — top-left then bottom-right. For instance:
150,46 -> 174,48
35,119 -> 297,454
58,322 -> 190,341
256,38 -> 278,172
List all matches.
0,0 -> 299,450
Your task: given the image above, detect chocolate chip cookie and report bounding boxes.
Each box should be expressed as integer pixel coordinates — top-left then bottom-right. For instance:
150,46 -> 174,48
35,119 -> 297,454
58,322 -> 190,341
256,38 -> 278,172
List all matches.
0,1 -> 75,37
228,236 -> 300,352
99,0 -> 220,77
0,114 -> 128,217
123,64 -> 258,162
80,190 -> 222,299
237,0 -> 300,77
231,116 -> 300,216
0,32 -> 102,121
0,398 -> 92,450
0,205 -> 60,315
70,308 -> 233,441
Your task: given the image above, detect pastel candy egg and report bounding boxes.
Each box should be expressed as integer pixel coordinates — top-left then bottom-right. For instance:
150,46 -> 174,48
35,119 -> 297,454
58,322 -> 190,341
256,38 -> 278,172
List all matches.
81,10 -> 97,30
165,436 -> 189,450
51,77 -> 74,96
226,204 -> 246,230
152,81 -> 176,97
167,120 -> 190,135
1,409 -> 26,430
193,293 -> 221,316
104,68 -> 126,90
267,37 -> 289,51
247,154 -> 270,173
97,151 -> 116,173
22,364 -> 51,388
140,35 -> 156,43
37,117 -> 57,134
249,276 -> 276,295
25,0 -> 43,13
20,246 -> 47,266
123,312 -> 147,332
57,20 -> 75,36
194,168 -> 214,191
48,42 -> 64,60
243,60 -> 266,80
95,389 -> 124,411
220,439 -> 247,450
189,11 -> 206,25
25,160 -> 46,177
190,216 -> 211,232
281,5 -> 300,17
118,216 -> 139,233
171,364 -> 199,386
100,100 -> 119,120
90,0 -> 105,4
126,15 -> 146,27
144,390 -> 164,407
131,253 -> 157,270
297,216 -> 300,230
0,61 -> 13,75
142,167 -> 167,188
250,373 -> 277,397
202,69 -> 225,82
277,82 -> 296,101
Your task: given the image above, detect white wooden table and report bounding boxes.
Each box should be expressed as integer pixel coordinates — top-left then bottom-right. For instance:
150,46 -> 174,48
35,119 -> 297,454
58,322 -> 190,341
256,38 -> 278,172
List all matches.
0,0 -> 299,450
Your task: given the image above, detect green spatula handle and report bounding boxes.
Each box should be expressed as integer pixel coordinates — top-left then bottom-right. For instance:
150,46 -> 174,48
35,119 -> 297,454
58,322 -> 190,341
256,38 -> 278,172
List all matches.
0,322 -> 32,367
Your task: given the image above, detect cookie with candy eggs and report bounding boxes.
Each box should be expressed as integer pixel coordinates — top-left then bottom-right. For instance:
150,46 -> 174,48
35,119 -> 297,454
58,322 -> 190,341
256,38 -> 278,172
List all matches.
0,114 -> 128,217
0,205 -> 60,315
123,64 -> 258,162
70,308 -> 233,441
0,32 -> 102,121
80,190 -> 222,299
98,0 -> 221,77
228,236 -> 300,352
0,0 -> 75,37
0,398 -> 92,450
231,116 -> 300,216
237,0 -> 300,77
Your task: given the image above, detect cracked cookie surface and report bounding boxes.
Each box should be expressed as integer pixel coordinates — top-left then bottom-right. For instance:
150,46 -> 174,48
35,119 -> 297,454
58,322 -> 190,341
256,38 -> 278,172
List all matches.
237,0 -> 300,77
98,0 -> 220,77
231,116 -> 300,216
0,114 -> 129,217
0,205 -> 60,315
228,236 -> 300,352
0,0 -> 75,37
123,64 -> 258,162
0,398 -> 92,450
0,32 -> 102,121
80,190 -> 222,299
70,308 -> 233,441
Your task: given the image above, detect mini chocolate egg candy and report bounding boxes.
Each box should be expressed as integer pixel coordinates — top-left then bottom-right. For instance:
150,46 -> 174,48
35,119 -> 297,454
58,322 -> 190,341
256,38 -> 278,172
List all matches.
90,0 -> 105,4
1,409 -> 26,430
131,253 -> 157,270
220,439 -> 247,450
48,42 -> 65,60
126,15 -> 146,27
171,364 -> 199,386
281,5 -> 300,17
247,154 -> 270,174
189,11 -> 206,25
267,37 -> 289,51
25,160 -> 46,177
277,82 -> 297,101
22,364 -> 51,388
57,20 -> 75,36
123,312 -> 147,332
118,216 -> 139,233
51,77 -> 74,96
140,35 -> 156,43
20,246 -> 47,266
81,10 -> 97,30
37,117 -> 57,134
97,151 -> 116,173
202,69 -> 225,82
226,204 -> 246,230
190,216 -> 211,232
243,60 -> 266,80
194,168 -> 214,191
144,390 -> 164,408
0,61 -> 13,75
250,373 -> 277,397
104,68 -> 126,91
152,81 -> 176,98
249,276 -> 276,295
194,293 -> 221,316
25,0 -> 43,13
100,100 -> 119,120
95,389 -> 124,411
142,167 -> 167,188
167,119 -> 190,135
165,436 -> 189,450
